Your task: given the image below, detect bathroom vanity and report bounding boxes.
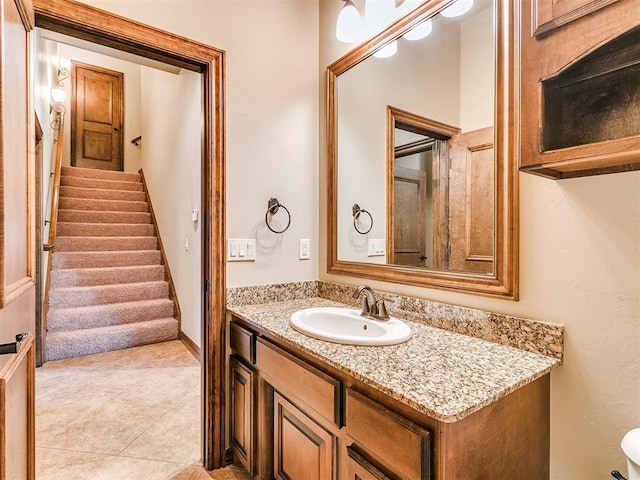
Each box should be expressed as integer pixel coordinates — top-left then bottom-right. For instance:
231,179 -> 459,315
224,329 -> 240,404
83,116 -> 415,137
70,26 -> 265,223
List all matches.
227,297 -> 559,480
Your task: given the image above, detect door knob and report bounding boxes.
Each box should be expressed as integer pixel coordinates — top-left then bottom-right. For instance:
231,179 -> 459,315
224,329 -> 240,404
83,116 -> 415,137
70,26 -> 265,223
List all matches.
0,333 -> 28,355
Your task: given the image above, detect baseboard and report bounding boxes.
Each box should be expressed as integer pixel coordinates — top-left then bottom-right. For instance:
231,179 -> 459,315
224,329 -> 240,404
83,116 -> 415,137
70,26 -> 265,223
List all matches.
179,331 -> 201,361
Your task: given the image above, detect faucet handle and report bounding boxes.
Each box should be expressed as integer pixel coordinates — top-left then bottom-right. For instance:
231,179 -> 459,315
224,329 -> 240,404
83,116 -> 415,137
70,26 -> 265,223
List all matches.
376,299 -> 389,320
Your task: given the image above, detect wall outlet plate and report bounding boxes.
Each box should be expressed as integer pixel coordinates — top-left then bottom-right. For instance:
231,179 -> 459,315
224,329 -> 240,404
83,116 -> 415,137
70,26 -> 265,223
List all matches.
299,239 -> 310,260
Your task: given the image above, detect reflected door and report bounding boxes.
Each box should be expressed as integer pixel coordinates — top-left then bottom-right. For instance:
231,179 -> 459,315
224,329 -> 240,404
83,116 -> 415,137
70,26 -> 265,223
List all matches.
393,166 -> 427,267
448,127 -> 494,273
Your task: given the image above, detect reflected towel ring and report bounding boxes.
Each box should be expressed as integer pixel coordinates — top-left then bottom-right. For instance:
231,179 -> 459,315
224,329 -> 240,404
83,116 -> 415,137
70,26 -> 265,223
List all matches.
265,197 -> 291,234
352,203 -> 373,235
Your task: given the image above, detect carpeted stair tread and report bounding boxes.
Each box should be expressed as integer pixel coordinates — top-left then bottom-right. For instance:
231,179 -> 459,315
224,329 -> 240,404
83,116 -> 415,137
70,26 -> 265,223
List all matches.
61,166 -> 141,183
56,222 -> 154,237
50,265 -> 166,288
52,250 -> 161,269
61,175 -> 143,192
59,197 -> 149,213
48,280 -> 169,309
58,209 -> 151,225
46,298 -> 175,332
55,236 -> 158,252
46,166 -> 178,362
45,318 -> 179,362
60,185 -> 146,202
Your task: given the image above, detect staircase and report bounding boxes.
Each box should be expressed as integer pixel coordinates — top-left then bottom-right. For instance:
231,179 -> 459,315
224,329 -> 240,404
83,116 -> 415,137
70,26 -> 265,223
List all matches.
45,166 -> 179,362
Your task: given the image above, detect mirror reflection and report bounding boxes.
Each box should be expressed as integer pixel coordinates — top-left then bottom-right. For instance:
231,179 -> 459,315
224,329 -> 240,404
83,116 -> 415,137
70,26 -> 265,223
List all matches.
336,0 -> 495,274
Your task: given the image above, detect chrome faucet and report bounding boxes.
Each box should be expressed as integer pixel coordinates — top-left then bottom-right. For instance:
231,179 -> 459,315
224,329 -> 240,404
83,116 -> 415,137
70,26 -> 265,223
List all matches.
352,285 -> 389,321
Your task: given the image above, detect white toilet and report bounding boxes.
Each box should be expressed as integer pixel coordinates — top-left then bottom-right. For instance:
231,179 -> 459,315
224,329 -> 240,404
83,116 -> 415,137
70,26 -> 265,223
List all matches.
622,428 -> 640,480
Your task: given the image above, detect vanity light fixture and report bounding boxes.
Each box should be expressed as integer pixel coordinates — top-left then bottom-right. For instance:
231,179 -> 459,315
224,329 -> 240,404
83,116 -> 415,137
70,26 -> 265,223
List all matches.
440,0 -> 474,18
336,0 -> 364,43
373,40 -> 398,58
403,18 -> 433,40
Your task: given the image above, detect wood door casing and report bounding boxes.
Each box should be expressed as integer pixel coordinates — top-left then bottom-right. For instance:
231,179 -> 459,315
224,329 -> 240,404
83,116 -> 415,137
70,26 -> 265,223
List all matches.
392,166 -> 427,267
448,127 -> 494,274
71,62 -> 124,171
33,0 -> 226,469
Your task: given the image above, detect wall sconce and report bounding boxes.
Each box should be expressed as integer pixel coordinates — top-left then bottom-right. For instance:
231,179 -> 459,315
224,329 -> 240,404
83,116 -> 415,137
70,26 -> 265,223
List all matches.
57,58 -> 70,87
336,0 -> 364,43
50,88 -> 66,129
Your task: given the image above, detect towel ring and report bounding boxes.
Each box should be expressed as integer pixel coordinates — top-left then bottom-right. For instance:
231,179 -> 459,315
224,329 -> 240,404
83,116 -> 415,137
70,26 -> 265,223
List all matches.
265,197 -> 291,234
352,204 -> 373,235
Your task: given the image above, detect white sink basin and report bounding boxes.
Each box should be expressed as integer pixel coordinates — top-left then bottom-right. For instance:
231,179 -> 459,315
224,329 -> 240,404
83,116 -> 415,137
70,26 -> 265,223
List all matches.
290,307 -> 412,346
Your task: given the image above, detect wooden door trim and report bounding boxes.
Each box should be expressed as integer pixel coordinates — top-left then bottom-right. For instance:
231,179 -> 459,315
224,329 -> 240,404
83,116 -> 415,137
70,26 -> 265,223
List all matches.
70,61 -> 124,171
32,0 -> 226,469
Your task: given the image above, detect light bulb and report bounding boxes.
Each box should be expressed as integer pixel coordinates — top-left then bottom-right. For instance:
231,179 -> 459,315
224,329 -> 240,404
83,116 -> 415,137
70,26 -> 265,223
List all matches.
373,40 -> 398,58
403,18 -> 432,40
336,1 -> 364,43
59,58 -> 71,70
440,0 -> 474,18
51,88 -> 66,103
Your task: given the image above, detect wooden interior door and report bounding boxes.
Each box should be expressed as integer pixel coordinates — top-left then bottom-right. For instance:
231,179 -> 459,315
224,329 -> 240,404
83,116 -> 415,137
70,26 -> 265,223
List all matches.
448,127 -> 494,274
0,0 -> 36,478
71,62 -> 124,171
392,166 -> 427,267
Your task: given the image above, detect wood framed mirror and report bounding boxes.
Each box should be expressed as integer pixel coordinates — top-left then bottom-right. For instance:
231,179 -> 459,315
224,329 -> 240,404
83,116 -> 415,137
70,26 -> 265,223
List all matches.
327,0 -> 519,299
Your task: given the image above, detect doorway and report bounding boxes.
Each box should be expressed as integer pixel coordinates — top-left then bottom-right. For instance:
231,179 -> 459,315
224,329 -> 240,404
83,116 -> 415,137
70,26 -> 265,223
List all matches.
33,0 -> 226,470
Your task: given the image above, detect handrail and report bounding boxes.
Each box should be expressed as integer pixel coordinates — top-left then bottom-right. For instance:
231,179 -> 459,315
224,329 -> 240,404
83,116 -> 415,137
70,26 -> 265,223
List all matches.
131,135 -> 141,146
43,110 -> 65,251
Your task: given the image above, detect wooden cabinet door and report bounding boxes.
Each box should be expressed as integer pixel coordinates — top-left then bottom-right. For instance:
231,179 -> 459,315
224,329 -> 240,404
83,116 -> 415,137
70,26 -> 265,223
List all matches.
71,62 -> 124,171
346,447 -> 391,480
230,357 -> 254,474
533,0 -> 620,35
274,392 -> 335,480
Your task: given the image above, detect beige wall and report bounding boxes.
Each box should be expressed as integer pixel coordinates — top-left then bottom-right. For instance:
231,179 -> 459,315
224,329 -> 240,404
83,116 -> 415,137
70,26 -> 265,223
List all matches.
81,0 -> 320,289
320,1 -> 640,479
139,67 -> 202,347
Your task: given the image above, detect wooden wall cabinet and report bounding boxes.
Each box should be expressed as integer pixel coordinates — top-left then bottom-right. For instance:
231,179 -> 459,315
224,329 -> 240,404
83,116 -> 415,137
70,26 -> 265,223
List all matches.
228,316 -> 551,480
521,0 -> 640,178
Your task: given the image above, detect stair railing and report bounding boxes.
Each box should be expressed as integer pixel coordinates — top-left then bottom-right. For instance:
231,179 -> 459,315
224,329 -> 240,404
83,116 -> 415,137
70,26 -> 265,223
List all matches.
41,108 -> 65,363
43,109 -> 65,251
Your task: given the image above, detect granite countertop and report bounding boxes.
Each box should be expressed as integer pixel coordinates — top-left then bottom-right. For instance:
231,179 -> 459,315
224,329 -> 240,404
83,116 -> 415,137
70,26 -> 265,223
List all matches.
228,297 -> 560,423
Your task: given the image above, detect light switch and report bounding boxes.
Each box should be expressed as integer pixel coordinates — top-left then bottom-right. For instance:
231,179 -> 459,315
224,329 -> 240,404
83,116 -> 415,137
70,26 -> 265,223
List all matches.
227,239 -> 256,262
191,209 -> 199,222
368,239 -> 385,257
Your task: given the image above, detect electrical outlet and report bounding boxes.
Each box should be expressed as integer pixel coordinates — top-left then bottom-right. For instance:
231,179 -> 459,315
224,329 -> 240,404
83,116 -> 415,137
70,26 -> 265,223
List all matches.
299,239 -> 311,260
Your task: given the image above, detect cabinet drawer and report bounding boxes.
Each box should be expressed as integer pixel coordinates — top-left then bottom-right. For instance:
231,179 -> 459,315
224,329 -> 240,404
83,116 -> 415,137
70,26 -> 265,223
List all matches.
230,321 -> 255,364
346,389 -> 430,480
256,338 -> 340,426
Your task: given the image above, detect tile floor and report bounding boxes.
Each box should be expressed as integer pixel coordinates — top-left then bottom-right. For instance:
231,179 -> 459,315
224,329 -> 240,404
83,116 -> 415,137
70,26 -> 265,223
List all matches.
36,340 -> 251,480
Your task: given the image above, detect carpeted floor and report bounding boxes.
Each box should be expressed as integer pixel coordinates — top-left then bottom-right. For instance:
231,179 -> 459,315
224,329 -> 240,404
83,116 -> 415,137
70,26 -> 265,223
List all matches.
46,166 -> 178,362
